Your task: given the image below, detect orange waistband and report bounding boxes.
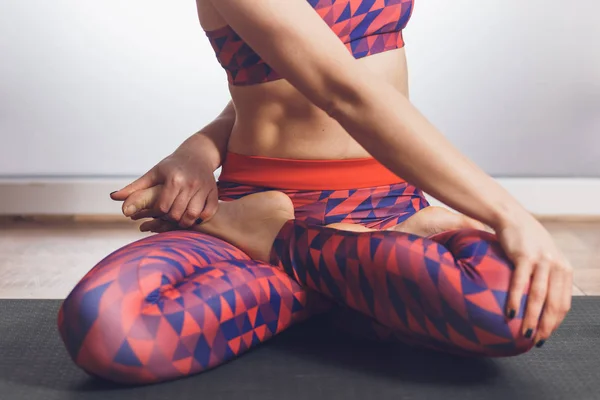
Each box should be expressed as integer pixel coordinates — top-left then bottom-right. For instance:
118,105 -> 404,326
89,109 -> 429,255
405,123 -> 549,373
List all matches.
218,152 -> 404,190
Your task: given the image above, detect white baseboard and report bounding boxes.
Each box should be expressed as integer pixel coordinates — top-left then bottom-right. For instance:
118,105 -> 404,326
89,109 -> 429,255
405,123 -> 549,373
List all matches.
0,176 -> 598,217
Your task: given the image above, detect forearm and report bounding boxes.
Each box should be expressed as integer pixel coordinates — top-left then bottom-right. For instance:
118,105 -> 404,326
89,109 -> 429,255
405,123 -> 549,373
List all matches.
174,101 -> 236,171
331,79 -> 526,228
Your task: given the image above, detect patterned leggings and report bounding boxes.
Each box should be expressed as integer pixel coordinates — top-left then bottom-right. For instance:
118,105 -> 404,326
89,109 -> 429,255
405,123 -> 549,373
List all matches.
58,181 -> 533,384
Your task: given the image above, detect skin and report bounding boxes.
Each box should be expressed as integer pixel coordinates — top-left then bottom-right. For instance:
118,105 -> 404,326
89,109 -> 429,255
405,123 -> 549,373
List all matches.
111,0 -> 572,347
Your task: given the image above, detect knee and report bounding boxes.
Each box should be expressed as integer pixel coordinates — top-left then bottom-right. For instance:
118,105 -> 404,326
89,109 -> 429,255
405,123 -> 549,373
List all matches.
473,334 -> 535,358
450,311 -> 535,357
425,230 -> 533,357
58,270 -> 153,384
429,228 -> 509,264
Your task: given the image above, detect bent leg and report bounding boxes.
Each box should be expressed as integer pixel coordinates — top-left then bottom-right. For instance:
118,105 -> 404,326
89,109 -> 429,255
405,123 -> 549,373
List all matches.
270,221 -> 534,357
58,231 -> 315,384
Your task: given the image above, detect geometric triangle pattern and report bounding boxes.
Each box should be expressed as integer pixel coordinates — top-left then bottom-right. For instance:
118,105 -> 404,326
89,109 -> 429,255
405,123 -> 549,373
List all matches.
265,181 -> 535,358
58,179 -> 534,385
218,181 -> 429,230
58,230 -> 319,384
206,0 -> 414,86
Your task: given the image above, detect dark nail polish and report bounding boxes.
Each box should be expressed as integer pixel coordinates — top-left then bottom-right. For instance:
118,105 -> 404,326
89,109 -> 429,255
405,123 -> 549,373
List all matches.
507,309 -> 516,319
535,340 -> 546,348
525,329 -> 533,339
195,218 -> 203,225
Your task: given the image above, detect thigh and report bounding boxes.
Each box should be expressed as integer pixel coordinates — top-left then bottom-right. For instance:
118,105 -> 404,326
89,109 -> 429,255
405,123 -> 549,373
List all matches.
271,221 -> 534,357
58,231 -> 315,384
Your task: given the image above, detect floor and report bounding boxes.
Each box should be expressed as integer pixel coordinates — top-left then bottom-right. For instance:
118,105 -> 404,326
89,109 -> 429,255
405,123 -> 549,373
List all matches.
0,218 -> 598,299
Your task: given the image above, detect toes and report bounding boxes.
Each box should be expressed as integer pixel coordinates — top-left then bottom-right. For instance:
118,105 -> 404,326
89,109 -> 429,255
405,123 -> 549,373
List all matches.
326,223 -> 374,232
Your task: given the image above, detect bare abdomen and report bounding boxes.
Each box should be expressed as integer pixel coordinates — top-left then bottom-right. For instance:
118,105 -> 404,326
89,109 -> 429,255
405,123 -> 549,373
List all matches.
227,49 -> 409,160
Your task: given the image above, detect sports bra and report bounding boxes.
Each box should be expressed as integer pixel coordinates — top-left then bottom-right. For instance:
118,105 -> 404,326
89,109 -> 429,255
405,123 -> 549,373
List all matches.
205,0 -> 415,86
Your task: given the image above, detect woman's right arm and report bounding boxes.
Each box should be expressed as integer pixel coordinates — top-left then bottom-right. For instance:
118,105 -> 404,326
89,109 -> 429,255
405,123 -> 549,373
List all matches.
111,100 -> 236,226
204,0 -> 572,345
175,100 -> 236,172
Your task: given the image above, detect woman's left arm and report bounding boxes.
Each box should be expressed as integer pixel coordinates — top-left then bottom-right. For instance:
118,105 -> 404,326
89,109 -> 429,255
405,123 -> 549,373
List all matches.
201,0 -> 572,345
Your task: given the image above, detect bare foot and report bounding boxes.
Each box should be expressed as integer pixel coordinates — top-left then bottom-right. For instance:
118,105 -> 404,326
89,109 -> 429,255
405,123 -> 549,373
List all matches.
193,191 -> 295,262
325,223 -> 375,233
389,206 -> 487,237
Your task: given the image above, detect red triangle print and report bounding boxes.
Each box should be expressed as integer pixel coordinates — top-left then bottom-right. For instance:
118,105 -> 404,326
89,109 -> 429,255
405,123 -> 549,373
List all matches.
446,325 -> 478,352
338,20 -> 353,37
88,267 -> 120,291
154,319 -> 179,359
180,312 -> 202,337
242,331 -> 254,347
424,317 -> 448,342
202,306 -> 219,345
247,306 -> 258,326
465,291 -> 504,316
477,260 -> 513,291
255,325 -> 269,341
278,305 -> 292,328
473,326 -> 512,346
257,278 -> 272,300
373,0 -> 387,10
349,0 -> 361,15
437,265 -> 467,317
127,316 -> 156,340
181,333 -> 201,353
407,310 -> 427,335
228,337 -> 242,355
127,337 -> 155,365
321,7 -> 336,24
220,296 -> 234,323
142,303 -> 161,316
332,1 -> 349,21
374,3 -> 400,29
173,357 -> 194,375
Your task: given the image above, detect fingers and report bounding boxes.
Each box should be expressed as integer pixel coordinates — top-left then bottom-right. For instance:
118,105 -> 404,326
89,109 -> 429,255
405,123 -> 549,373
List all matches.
178,190 -> 208,228
153,174 -> 203,220
535,259 -> 573,347
139,218 -> 178,233
200,188 -> 219,223
111,169 -> 158,201
154,181 -> 182,217
167,189 -> 196,223
558,265 -> 573,327
122,186 -> 162,217
521,259 -> 550,338
505,256 -> 533,320
130,209 -> 163,221
533,266 -> 562,345
139,219 -> 161,232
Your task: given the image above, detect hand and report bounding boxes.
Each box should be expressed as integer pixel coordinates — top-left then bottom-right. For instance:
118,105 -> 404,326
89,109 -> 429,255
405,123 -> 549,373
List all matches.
495,212 -> 573,346
117,185 -> 194,234
110,149 -> 218,228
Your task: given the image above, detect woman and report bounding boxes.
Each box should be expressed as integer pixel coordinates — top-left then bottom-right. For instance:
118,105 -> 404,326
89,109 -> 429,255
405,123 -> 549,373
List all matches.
58,0 -> 572,384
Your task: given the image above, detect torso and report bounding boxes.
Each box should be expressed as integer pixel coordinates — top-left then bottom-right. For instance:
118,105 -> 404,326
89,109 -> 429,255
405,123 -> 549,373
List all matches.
197,0 -> 411,160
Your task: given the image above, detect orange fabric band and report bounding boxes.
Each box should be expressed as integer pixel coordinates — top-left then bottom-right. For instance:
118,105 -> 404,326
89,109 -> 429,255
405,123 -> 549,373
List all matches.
218,152 -> 405,190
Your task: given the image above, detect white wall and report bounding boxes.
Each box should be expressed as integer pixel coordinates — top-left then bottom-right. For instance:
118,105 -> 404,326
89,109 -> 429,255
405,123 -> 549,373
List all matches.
0,0 -> 229,177
0,0 -> 599,178
405,0 -> 600,177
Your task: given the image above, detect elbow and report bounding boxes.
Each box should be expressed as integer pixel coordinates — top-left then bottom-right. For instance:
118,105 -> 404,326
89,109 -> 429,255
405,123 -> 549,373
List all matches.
284,61 -> 376,125
323,96 -> 348,121
321,79 -> 367,122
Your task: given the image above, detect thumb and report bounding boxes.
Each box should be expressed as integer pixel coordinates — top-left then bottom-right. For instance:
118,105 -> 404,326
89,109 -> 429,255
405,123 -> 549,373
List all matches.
122,185 -> 163,216
110,169 -> 158,201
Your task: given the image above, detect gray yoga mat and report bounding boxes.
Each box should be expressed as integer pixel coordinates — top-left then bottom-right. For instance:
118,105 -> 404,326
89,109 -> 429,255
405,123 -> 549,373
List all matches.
0,298 -> 598,400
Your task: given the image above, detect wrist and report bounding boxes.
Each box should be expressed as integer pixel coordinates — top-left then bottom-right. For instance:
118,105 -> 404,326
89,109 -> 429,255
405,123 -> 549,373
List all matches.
174,133 -> 221,171
489,200 -> 531,231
